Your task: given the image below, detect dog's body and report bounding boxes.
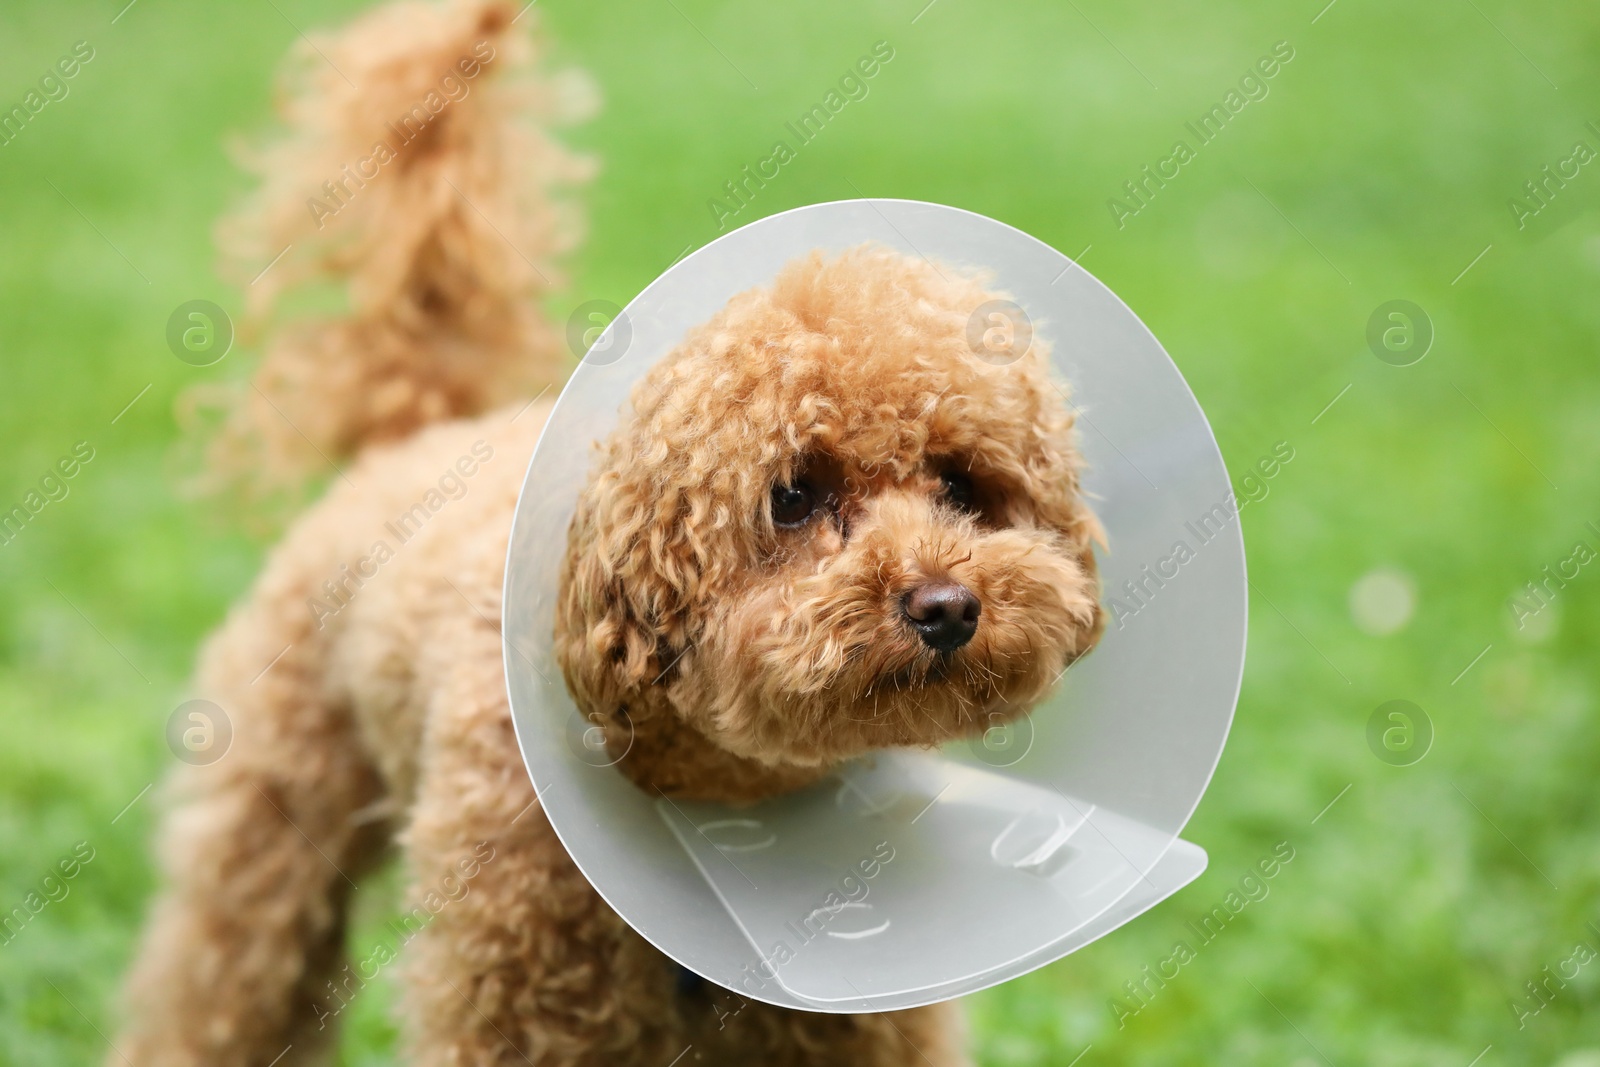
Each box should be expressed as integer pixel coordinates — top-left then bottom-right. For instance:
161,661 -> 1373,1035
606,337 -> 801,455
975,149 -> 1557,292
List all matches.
115,4 -> 1100,1063
118,405 -> 966,1065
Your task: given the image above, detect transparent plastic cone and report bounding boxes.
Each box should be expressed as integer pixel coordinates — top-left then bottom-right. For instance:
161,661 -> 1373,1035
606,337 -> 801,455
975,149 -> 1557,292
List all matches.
503,200 -> 1246,1013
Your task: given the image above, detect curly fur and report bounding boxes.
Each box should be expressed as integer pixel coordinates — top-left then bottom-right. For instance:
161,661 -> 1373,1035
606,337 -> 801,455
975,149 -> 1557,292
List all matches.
556,247 -> 1103,798
115,4 -> 1099,1065
188,0 -> 592,500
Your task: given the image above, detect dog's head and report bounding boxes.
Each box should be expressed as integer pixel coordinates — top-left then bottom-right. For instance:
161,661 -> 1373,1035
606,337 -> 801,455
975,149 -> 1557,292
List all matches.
556,245 -> 1103,799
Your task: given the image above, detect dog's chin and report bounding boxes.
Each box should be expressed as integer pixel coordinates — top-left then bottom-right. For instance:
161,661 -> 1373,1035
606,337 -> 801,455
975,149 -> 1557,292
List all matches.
695,634 -> 1081,770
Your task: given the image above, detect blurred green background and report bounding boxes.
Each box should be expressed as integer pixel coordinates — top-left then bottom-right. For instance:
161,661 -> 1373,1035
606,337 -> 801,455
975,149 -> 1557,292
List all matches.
3,0 -> 1599,1063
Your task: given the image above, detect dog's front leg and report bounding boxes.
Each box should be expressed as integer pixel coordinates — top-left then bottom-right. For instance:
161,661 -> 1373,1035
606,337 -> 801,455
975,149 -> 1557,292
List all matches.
114,596 -> 392,1067
397,617 -> 689,1066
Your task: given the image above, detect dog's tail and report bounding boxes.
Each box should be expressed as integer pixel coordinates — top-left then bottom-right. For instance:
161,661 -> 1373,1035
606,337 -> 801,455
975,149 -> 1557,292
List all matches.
196,0 -> 592,500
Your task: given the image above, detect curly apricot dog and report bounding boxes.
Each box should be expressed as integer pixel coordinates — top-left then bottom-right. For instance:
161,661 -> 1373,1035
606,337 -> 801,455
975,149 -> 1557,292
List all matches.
555,247 -> 1105,806
113,3 -> 1102,1065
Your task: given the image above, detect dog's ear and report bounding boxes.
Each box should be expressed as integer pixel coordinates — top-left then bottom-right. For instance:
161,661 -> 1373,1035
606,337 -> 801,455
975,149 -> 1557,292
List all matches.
555,457 -> 706,719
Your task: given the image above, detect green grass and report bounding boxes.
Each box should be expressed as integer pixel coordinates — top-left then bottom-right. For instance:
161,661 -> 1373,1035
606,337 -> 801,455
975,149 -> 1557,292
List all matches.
3,0 -> 1600,1063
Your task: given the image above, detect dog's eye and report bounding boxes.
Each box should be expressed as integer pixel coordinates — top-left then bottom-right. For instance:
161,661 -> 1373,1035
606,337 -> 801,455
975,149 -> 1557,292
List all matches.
940,471 -> 978,513
771,482 -> 817,527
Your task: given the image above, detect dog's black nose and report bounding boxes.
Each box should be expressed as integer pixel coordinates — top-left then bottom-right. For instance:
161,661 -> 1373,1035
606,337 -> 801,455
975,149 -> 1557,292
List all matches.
903,581 -> 981,652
